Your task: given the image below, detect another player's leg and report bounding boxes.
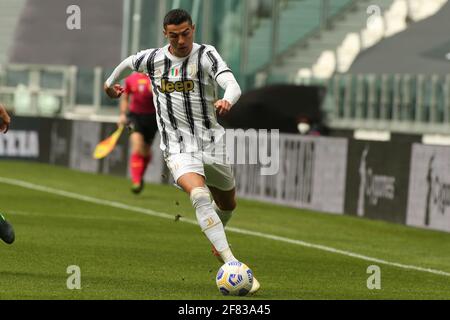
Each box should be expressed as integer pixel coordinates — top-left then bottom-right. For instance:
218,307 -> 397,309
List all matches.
142,142 -> 152,178
140,114 -> 158,188
0,213 -> 15,244
130,132 -> 149,194
177,172 -> 237,264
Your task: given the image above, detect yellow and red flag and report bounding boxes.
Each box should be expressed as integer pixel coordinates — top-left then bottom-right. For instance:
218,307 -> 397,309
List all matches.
93,125 -> 124,160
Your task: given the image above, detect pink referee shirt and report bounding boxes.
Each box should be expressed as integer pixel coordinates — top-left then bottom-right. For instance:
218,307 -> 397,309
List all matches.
124,73 -> 156,115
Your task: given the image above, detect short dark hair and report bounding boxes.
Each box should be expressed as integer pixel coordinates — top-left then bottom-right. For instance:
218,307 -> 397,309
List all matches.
163,9 -> 193,28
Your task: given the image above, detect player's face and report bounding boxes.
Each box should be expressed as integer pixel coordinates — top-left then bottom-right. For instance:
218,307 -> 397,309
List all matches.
164,22 -> 195,57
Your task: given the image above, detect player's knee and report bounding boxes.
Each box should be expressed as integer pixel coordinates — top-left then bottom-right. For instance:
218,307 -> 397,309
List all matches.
190,187 -> 211,209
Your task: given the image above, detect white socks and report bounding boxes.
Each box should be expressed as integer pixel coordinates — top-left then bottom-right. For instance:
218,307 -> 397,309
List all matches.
191,187 -> 236,262
212,201 -> 234,227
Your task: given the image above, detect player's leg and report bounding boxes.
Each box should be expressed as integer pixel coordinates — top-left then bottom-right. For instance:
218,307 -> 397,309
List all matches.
141,113 -> 158,180
205,163 -> 261,294
167,154 -> 237,263
204,162 -> 237,227
203,162 -> 237,261
130,131 -> 149,194
0,213 -> 15,244
209,186 -> 236,227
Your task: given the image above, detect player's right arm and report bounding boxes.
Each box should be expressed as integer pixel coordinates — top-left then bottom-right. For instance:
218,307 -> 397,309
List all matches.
104,50 -> 152,99
0,103 -> 11,133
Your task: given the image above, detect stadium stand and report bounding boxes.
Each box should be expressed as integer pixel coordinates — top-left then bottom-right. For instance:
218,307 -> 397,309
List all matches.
326,0 -> 450,134
247,0 -> 356,76
0,0 -> 448,132
350,1 -> 450,74
0,0 -> 26,65
9,0 -> 123,68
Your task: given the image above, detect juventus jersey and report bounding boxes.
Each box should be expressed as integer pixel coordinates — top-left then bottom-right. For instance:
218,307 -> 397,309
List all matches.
131,43 -> 232,155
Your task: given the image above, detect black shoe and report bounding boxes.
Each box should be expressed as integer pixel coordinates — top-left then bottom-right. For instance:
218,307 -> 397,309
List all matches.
0,214 -> 15,245
131,181 -> 144,195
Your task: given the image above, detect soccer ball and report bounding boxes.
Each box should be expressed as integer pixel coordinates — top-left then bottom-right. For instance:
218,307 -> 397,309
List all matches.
216,261 -> 254,296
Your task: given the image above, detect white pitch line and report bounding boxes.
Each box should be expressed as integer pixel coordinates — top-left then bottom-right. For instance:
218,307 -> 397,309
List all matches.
1,176 -> 449,278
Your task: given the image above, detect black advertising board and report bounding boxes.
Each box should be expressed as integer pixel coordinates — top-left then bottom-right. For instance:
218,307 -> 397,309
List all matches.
49,118 -> 73,167
0,116 -> 52,163
98,122 -> 129,177
344,139 -> 412,224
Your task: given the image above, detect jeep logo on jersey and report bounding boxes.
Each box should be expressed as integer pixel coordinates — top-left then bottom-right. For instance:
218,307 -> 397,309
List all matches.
158,79 -> 194,94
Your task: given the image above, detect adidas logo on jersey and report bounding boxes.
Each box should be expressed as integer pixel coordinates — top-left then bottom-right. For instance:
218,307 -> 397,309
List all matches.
158,79 -> 194,94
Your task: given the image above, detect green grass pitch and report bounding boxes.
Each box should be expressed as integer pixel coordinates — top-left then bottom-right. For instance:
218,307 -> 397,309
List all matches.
0,161 -> 449,300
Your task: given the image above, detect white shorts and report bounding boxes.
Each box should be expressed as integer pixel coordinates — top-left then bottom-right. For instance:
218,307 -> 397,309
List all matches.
165,152 -> 236,192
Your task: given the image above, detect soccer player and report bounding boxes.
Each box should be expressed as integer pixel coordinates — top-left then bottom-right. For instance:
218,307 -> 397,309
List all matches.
0,103 -> 15,245
104,9 -> 260,294
119,73 -> 158,194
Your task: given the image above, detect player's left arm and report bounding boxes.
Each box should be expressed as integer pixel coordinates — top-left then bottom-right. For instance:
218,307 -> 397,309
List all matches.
215,72 -> 242,116
204,46 -> 242,116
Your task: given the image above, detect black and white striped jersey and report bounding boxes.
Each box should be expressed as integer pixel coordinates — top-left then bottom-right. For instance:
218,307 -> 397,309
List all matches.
131,43 -> 232,155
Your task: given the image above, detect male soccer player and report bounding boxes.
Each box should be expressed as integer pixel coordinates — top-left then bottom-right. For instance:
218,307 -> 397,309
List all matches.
104,9 -> 259,294
0,103 -> 15,245
120,73 -> 158,194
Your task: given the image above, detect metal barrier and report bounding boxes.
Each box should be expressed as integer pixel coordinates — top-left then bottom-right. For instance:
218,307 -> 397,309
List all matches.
0,64 -> 119,119
324,73 -> 450,134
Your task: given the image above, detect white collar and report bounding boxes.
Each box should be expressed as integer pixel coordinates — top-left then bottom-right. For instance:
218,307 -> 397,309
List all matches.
163,43 -> 201,62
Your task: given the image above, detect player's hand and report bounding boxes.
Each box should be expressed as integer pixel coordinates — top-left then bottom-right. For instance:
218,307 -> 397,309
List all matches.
104,83 -> 124,99
0,104 -> 11,134
214,100 -> 232,117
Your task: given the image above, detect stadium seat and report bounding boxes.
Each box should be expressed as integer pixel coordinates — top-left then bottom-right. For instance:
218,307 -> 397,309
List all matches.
384,0 -> 408,37
408,0 -> 448,21
38,93 -> 60,116
360,15 -> 385,50
336,33 -> 361,73
13,84 -> 32,115
312,51 -> 337,79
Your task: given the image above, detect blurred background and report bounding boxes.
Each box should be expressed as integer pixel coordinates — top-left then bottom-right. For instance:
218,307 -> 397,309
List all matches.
1,0 -> 449,135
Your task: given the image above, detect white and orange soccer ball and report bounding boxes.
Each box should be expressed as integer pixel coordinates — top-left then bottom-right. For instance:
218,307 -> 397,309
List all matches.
216,261 -> 254,296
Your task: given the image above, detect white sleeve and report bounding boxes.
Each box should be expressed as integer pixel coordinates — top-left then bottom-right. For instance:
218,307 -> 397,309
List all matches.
105,49 -> 153,87
105,56 -> 134,87
131,49 -> 154,73
216,71 -> 242,106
